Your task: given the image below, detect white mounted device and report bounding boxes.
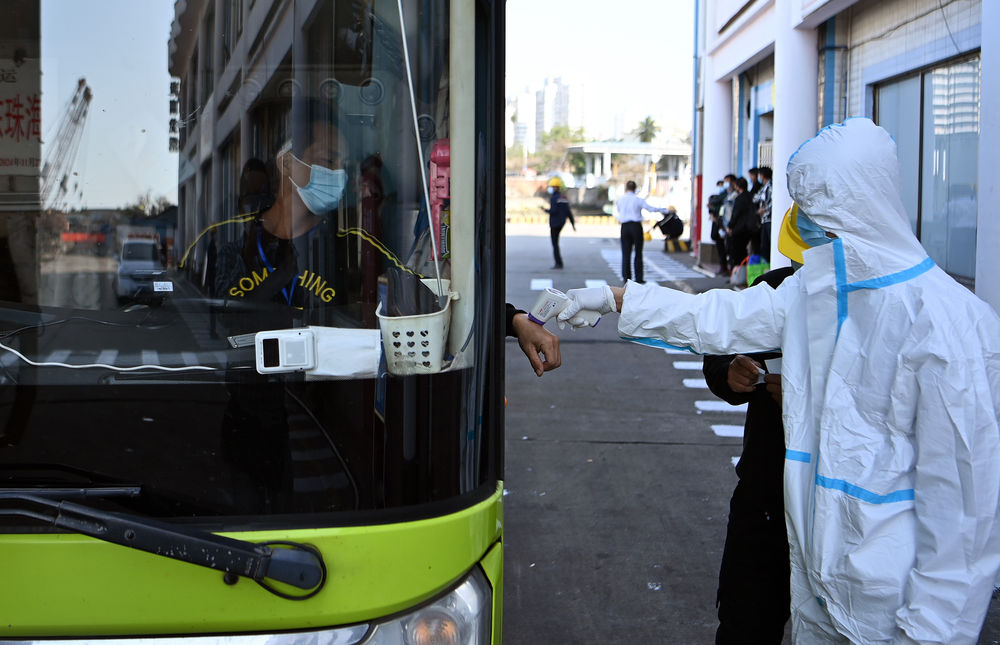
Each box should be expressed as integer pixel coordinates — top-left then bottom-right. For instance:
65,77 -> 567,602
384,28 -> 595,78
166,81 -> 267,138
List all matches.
254,327 -> 382,379
255,329 -> 316,374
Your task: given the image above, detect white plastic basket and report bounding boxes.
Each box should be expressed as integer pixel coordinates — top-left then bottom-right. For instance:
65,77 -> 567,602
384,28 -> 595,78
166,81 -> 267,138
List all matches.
376,278 -> 453,375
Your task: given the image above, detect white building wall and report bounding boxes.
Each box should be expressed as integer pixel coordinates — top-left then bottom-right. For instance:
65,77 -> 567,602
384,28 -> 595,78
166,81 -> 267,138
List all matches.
696,0 -> 997,311
845,0 -> 982,117
976,0 -> 999,310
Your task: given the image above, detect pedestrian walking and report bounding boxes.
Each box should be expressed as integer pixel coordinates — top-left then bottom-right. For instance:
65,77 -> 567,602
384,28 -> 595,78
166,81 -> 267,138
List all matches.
540,177 -> 574,269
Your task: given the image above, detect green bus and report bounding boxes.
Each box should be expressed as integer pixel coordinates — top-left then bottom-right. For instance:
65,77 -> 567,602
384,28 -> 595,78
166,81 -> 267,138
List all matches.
0,0 -> 508,642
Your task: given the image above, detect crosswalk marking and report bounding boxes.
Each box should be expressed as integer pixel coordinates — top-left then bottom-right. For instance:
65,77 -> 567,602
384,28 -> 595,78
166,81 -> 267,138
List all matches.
662,347 -> 689,355
0,346 -> 228,370
673,361 -> 702,370
530,279 -> 553,290
46,349 -> 72,363
696,400 -> 748,413
683,378 -> 708,389
291,447 -> 336,461
585,279 -> 607,288
599,248 -> 703,283
712,425 -> 744,437
293,472 -> 348,493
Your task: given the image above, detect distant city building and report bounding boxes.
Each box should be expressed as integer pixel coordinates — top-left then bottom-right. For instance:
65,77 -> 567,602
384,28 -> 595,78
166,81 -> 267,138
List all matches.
508,88 -> 536,153
531,77 -> 584,149
506,78 -> 589,152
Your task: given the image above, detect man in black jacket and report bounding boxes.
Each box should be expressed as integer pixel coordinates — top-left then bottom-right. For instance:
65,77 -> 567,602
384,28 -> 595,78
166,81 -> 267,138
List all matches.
703,266 -> 794,644
725,177 -> 757,269
540,180 -> 576,269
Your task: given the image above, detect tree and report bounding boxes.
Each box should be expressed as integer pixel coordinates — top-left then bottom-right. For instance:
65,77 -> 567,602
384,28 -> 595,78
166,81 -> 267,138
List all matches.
535,125 -> 587,175
124,191 -> 174,218
632,116 -> 660,143
506,142 -> 527,173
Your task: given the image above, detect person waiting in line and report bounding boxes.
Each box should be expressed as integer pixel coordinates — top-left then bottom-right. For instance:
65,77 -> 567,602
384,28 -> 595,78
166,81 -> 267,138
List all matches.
708,179 -> 729,276
725,177 -> 756,269
748,166 -> 762,197
719,174 -> 739,275
614,180 -> 673,284
540,177 -> 575,269
705,266 -> 794,645
556,118 -> 1000,644
754,166 -> 773,261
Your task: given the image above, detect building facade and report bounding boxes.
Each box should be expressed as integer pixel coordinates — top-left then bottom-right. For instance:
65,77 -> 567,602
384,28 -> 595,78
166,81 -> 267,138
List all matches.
692,0 -> 998,310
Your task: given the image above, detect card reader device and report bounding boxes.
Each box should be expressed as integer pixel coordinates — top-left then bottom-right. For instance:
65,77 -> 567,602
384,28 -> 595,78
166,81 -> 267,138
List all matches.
255,329 -> 316,374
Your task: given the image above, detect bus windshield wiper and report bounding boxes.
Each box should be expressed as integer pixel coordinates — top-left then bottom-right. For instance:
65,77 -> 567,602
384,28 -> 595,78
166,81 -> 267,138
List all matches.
0,492 -> 326,599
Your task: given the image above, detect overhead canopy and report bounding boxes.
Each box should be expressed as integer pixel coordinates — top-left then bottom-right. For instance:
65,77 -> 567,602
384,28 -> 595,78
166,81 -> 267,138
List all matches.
566,140 -> 691,157
567,140 -> 692,182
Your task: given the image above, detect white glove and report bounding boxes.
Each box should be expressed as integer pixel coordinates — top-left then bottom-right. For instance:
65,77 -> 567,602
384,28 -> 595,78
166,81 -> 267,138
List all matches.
557,285 -> 617,328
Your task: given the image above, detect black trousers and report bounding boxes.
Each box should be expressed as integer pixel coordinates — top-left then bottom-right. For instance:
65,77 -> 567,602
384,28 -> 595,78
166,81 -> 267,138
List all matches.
710,220 -> 728,272
620,221 -> 644,282
715,482 -> 791,644
759,223 -> 771,262
550,224 -> 564,267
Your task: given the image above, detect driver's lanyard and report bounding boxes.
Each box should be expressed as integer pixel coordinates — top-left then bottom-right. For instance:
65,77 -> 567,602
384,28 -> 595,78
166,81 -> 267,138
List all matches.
256,227 -> 296,305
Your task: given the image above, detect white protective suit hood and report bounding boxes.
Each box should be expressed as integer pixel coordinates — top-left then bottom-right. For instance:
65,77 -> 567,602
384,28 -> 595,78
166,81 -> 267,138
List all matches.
617,118 -> 1000,644
786,117 -> 928,280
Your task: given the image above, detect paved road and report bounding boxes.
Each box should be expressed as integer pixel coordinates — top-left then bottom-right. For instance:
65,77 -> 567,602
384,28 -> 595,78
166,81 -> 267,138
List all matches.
501,224 -> 1000,644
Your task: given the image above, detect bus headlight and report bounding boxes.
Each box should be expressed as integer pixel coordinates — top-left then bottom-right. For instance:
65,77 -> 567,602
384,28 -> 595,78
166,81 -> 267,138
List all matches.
365,567 -> 492,645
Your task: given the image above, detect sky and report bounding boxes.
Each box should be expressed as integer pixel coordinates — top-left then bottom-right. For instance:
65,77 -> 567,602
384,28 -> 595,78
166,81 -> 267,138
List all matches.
37,0 -> 696,209
505,0 -> 695,141
41,0 -> 176,210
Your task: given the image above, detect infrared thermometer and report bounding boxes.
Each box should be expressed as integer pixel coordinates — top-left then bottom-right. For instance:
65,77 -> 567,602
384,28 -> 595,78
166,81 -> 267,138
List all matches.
527,288 -> 601,328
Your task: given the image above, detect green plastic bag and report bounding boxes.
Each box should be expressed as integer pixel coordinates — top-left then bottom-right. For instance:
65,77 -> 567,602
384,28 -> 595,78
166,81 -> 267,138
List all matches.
746,255 -> 770,286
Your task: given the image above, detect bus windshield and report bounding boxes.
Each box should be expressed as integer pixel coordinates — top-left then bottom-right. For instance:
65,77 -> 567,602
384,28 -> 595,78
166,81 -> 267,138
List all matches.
0,0 -> 500,524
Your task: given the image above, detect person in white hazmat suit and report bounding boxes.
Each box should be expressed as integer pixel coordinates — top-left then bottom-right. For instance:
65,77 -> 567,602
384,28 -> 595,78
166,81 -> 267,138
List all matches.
557,117 -> 1000,644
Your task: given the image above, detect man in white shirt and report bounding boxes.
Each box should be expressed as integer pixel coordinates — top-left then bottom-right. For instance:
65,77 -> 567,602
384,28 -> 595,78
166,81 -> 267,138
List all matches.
614,180 -> 672,284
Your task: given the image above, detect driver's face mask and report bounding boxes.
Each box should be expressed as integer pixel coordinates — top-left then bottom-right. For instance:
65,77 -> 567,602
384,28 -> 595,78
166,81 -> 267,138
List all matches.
290,153 -> 347,215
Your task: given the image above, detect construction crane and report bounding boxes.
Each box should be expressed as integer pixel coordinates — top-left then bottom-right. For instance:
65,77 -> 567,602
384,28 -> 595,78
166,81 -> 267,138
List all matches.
40,77 -> 92,211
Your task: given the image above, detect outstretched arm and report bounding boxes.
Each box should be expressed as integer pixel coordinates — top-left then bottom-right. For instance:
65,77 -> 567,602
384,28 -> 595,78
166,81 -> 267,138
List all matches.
510,311 -> 561,377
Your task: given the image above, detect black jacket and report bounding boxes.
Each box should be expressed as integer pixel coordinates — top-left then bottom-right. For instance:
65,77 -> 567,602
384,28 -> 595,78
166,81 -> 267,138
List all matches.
545,191 -> 575,229
702,267 -> 794,512
728,191 -> 758,239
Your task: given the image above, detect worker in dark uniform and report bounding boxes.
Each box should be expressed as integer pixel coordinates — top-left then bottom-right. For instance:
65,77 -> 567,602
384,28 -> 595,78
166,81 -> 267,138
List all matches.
703,266 -> 794,644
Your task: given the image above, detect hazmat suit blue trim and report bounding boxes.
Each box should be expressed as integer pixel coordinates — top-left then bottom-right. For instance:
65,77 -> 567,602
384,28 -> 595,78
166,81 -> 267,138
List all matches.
617,118 -> 1000,644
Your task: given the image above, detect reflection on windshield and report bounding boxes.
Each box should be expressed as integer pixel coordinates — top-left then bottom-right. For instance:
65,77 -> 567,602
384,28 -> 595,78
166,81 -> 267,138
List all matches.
0,0 -> 495,519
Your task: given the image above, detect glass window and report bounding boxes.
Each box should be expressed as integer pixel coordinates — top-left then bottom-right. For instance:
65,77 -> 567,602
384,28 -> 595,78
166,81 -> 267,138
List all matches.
920,58 -> 980,280
873,75 -> 920,235
875,54 -> 980,281
0,0 -> 498,525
